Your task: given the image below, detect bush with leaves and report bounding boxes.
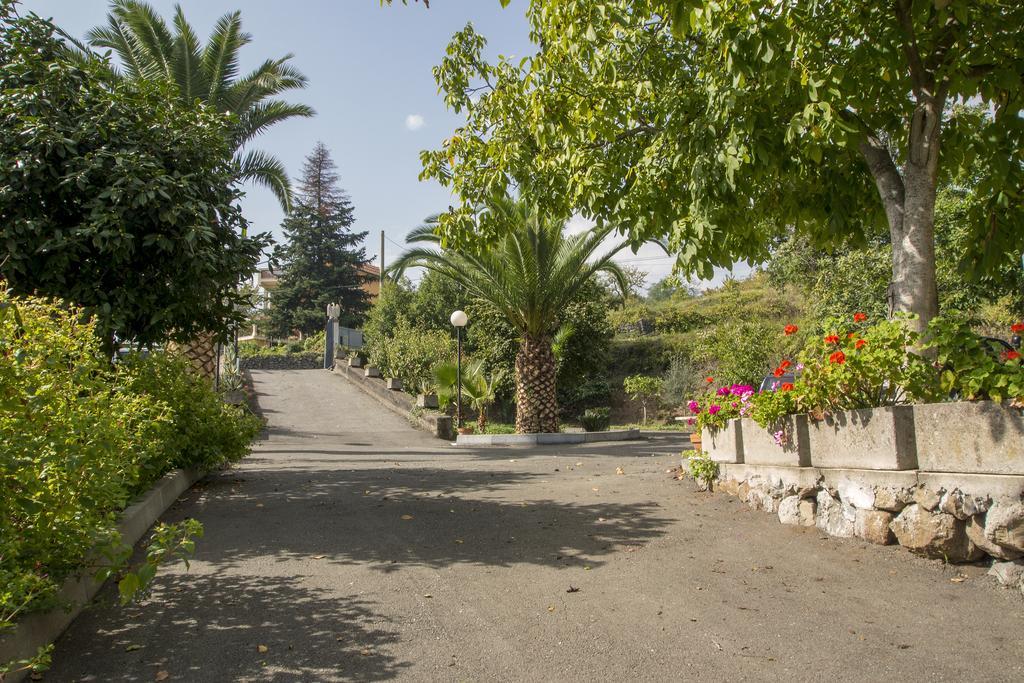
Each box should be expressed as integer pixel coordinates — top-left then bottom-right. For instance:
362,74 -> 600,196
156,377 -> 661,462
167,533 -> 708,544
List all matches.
623,375 -> 664,425
366,317 -> 456,393
929,317 -> 1024,403
1,293 -> 253,675
580,407 -> 611,432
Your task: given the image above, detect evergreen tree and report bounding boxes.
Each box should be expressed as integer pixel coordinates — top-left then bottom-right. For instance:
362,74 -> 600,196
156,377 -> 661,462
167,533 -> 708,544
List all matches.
269,143 -> 370,336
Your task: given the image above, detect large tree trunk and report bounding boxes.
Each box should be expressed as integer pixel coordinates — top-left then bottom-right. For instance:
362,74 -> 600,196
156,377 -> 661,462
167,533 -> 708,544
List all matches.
167,332 -> 219,380
859,95 -> 944,338
514,334 -> 558,434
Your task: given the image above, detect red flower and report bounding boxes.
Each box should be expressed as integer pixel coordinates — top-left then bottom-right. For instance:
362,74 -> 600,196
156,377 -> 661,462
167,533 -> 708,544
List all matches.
780,359 -> 792,369
705,376 -> 714,384
829,351 -> 846,365
783,324 -> 798,336
781,382 -> 794,392
1012,322 -> 1024,334
1005,350 -> 1021,361
853,312 -> 867,323
847,332 -> 856,339
855,339 -> 868,350
773,367 -> 785,378
824,334 -> 840,344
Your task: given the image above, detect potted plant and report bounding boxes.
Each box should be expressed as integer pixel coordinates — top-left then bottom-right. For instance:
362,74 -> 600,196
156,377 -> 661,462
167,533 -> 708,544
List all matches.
686,378 -> 754,463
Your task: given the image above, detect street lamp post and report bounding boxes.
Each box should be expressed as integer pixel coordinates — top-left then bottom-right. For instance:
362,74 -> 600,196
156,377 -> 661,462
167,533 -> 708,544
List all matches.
450,310 -> 468,429
325,303 -> 341,369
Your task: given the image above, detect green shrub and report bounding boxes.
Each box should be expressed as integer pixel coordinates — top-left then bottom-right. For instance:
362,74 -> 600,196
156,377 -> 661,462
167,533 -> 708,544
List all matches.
1,292 -> 257,656
580,407 -> 611,432
366,318 -> 456,392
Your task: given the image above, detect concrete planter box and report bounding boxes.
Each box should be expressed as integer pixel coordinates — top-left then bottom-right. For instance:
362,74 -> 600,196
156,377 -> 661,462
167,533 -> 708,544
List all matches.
740,416 -> 810,467
702,419 -> 743,463
363,366 -> 381,378
914,400 -> 1024,475
348,356 -> 364,368
385,378 -> 403,391
417,393 -> 439,409
807,405 -> 917,470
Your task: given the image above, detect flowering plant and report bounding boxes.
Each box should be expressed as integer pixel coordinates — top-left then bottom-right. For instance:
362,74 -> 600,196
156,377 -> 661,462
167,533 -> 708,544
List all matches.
687,380 -> 754,432
928,317 -> 1024,403
791,314 -> 940,417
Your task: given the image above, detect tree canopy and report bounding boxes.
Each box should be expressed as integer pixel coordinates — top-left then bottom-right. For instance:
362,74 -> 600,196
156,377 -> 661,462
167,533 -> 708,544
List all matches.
0,3 -> 269,351
421,1 -> 1023,331
87,0 -> 315,209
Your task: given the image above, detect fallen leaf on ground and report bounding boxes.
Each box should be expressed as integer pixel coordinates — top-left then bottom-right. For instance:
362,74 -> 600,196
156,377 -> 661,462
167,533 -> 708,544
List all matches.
615,467 -> 624,475
125,644 -> 143,652
547,605 -> 555,612
950,575 -> 967,583
257,644 -> 268,653
361,649 -> 372,656
423,594 -> 433,598
255,503 -> 264,508
454,539 -> 464,544
312,555 -> 326,560
592,487 -> 600,492
401,515 -> 414,520
155,672 -> 170,681
567,586 -> 580,593
575,462 -> 583,466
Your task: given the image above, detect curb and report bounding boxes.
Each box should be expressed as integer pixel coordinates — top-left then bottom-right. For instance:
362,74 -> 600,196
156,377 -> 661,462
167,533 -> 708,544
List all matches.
0,468 -> 204,682
453,428 -> 643,447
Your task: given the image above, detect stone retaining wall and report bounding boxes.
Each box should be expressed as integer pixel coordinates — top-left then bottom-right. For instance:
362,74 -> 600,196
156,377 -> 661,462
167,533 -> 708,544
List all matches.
714,463 -> 1024,567
239,353 -> 322,370
331,364 -> 453,440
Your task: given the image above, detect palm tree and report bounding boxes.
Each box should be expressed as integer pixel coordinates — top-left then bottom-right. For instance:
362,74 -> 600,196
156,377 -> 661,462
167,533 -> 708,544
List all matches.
87,1 -> 314,209
390,198 -> 640,434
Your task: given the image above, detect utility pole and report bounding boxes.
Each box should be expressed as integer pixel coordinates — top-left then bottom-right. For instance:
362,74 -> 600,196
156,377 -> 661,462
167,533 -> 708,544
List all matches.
380,229 -> 385,301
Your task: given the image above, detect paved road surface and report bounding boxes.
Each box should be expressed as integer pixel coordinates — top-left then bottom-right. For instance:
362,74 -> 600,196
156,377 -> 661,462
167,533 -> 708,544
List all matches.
47,369 -> 1023,682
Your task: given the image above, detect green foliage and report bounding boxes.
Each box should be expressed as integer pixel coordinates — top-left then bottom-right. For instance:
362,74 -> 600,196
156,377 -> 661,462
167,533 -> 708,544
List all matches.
87,0 -> 314,209
424,1 -> 1023,282
367,318 -> 455,394
929,317 -> 1024,403
623,374 -> 664,424
662,356 -> 704,406
580,407 -> 611,432
459,360 -> 504,430
269,143 -> 371,336
1,292 -> 254,671
0,6 -> 269,352
792,315 -> 942,415
686,451 -> 718,491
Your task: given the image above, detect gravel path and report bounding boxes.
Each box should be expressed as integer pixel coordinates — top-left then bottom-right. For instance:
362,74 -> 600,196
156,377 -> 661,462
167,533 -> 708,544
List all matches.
46,369 -> 1024,682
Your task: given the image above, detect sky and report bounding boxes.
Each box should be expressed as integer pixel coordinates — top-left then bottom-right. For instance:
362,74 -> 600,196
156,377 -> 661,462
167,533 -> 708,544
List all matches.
25,0 -> 748,290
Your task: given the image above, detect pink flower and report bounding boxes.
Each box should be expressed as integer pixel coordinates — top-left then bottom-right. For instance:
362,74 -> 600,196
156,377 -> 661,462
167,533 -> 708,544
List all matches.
708,404 -> 722,416
717,386 -> 731,396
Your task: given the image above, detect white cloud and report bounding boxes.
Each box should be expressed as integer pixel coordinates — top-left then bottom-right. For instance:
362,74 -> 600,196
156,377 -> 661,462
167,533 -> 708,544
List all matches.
405,114 -> 425,131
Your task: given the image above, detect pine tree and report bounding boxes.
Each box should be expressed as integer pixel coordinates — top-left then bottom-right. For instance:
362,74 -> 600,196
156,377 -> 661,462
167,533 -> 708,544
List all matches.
269,143 -> 370,336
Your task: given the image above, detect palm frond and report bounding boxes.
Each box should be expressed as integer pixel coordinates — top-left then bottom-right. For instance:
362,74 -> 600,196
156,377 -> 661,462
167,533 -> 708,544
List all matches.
237,149 -> 292,211
202,10 -> 250,108
115,0 -> 175,78
86,14 -> 148,78
170,5 -> 205,102
234,99 -> 315,147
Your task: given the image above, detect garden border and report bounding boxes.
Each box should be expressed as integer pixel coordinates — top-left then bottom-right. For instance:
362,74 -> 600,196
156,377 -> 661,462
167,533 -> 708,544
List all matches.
454,429 -> 642,447
0,468 -> 203,683
330,364 -> 454,440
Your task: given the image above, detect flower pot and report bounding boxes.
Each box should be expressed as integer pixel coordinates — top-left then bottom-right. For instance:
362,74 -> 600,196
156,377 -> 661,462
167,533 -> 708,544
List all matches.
689,432 -> 702,449
702,419 -> 743,463
740,416 -> 810,467
913,400 -> 1024,475
807,406 -> 917,470
416,393 -> 439,409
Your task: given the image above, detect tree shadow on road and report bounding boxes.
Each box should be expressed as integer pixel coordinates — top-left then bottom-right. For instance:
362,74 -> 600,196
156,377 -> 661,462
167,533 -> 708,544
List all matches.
178,467 -> 675,575
47,573 -> 408,682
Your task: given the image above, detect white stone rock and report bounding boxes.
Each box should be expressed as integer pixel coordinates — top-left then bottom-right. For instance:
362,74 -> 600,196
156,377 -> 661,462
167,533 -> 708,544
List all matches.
939,489 -> 991,521
966,515 -> 1022,561
984,500 -> 1024,553
816,489 -> 854,538
855,509 -> 895,545
778,496 -> 802,525
837,480 -> 876,510
987,560 -> 1024,588
890,504 -> 983,562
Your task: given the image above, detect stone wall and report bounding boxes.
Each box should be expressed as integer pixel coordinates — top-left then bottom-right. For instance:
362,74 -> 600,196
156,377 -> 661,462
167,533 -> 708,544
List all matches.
705,400 -> 1024,593
239,353 -> 322,370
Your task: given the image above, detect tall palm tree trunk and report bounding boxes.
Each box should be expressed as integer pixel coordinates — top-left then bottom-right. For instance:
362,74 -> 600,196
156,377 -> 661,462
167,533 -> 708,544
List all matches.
167,332 -> 218,380
515,334 -> 558,433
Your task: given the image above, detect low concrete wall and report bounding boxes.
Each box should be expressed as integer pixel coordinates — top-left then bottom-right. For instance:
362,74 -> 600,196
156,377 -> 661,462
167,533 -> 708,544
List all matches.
915,400 -> 1024,475
454,428 -> 642,448
808,406 -> 917,470
702,420 -> 743,463
741,416 -> 810,467
239,353 -> 321,370
0,468 -> 203,682
331,365 -> 453,440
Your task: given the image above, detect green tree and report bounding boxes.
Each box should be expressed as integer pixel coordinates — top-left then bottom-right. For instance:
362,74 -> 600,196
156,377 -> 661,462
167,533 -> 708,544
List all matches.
0,4 -> 269,353
623,375 -> 664,425
422,1 -> 1024,336
269,143 -> 371,337
389,198 -> 633,433
87,0 -> 314,208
